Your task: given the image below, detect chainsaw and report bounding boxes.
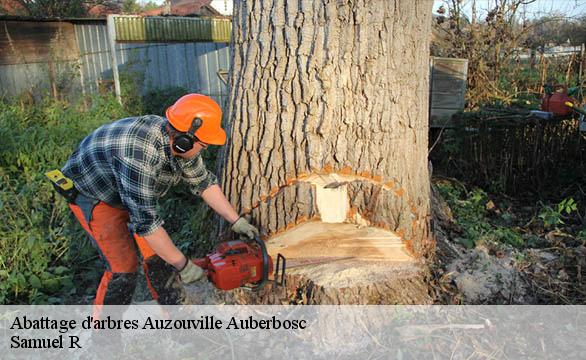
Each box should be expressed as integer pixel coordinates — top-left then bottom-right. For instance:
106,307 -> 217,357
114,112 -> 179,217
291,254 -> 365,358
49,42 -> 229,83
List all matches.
192,235 -> 286,291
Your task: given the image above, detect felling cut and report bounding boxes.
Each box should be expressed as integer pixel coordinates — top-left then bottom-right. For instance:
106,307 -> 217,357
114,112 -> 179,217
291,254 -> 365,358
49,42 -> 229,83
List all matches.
259,222 -> 432,304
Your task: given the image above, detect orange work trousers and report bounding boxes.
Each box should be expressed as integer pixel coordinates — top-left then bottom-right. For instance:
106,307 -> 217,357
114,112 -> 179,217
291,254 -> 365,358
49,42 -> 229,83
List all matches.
69,194 -> 183,305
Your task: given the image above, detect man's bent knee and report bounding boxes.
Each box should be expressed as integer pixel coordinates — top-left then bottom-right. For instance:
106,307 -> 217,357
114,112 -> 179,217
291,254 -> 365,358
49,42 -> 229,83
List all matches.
99,272 -> 138,305
143,256 -> 185,305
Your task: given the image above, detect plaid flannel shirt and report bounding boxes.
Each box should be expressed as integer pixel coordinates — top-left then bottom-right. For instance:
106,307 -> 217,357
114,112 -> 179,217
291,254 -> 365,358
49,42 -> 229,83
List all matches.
62,115 -> 218,236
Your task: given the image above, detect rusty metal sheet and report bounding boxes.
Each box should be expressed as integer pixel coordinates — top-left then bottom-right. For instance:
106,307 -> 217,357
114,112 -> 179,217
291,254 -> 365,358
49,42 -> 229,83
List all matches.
0,21 -> 78,65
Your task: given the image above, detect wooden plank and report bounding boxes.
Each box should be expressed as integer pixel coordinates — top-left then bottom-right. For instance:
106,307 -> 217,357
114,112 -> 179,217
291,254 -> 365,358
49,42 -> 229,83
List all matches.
429,57 -> 467,128
430,107 -> 460,127
431,57 -> 468,77
431,75 -> 466,92
431,92 -> 465,108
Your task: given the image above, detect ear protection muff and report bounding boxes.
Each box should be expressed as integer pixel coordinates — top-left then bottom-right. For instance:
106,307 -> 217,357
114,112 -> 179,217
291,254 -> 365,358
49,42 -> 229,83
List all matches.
172,117 -> 203,154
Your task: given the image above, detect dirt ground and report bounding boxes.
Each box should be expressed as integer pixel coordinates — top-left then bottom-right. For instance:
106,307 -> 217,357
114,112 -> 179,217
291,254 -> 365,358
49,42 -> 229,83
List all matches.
429,182 -> 586,305
126,180 -> 586,306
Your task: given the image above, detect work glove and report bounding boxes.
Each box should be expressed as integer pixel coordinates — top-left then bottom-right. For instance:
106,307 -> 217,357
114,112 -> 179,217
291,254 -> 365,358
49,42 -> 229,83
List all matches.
231,217 -> 260,240
178,259 -> 204,284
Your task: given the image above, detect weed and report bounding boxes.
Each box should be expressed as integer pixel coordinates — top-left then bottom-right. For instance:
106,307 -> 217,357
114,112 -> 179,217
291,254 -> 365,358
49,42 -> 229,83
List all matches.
0,89 -> 214,304
558,198 -> 578,215
0,95 -> 128,303
437,182 -> 489,246
539,197 -> 578,229
436,180 -> 525,249
489,228 -> 524,249
142,87 -> 188,116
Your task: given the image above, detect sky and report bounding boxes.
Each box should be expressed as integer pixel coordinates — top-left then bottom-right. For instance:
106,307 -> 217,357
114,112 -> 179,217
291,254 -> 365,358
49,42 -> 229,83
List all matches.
137,0 -> 164,5
432,0 -> 586,19
139,0 -> 586,19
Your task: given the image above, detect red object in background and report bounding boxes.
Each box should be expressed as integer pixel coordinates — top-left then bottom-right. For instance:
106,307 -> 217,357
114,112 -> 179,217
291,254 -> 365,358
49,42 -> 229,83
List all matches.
541,84 -> 575,117
193,240 -> 273,291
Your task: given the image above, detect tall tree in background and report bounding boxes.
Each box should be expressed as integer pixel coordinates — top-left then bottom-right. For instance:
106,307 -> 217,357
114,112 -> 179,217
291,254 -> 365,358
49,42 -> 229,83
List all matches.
121,0 -> 140,14
433,0 -> 538,106
432,0 -> 586,107
524,14 -> 586,49
4,0 -> 90,17
220,0 -> 434,303
141,1 -> 160,12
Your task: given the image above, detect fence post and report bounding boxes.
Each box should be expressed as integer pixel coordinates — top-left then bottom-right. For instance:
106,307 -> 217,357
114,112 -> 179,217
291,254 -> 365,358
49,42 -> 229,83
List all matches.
107,15 -> 122,104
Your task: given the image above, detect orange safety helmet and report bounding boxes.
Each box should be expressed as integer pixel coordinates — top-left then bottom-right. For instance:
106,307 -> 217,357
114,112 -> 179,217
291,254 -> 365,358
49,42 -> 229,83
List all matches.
165,94 -> 226,145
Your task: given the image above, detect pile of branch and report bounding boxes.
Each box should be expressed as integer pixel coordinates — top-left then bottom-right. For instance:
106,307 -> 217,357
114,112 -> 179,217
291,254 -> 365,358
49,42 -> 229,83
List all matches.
432,111 -> 586,195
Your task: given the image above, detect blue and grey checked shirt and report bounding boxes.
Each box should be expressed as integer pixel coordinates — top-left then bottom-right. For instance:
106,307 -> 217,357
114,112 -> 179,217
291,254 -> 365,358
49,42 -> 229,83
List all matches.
62,115 -> 218,236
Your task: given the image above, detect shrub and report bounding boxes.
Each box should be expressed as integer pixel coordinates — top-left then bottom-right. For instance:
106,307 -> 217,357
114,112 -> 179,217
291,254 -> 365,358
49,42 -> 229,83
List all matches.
1,88 -> 219,304
538,197 -> 578,230
0,95 -> 129,304
142,87 -> 189,116
436,181 -> 525,248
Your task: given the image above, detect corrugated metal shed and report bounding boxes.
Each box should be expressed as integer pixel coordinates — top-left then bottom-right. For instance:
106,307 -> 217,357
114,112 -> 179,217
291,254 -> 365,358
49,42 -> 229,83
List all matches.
77,20 -> 230,105
0,19 -> 83,99
0,17 -> 230,107
75,22 -> 112,96
429,57 -> 468,128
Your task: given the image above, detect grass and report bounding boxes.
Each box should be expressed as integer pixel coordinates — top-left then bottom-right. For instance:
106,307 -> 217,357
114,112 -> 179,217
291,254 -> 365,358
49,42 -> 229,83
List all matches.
0,95 -> 128,303
435,176 -> 584,250
0,90 -> 218,304
435,180 -> 526,250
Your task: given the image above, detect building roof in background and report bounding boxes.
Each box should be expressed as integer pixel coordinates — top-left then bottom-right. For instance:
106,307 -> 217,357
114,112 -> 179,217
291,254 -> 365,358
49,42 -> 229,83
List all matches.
0,0 -> 24,15
141,0 -> 224,17
1,0 -> 122,18
1,0 -> 229,19
0,15 -> 105,22
87,3 -> 122,17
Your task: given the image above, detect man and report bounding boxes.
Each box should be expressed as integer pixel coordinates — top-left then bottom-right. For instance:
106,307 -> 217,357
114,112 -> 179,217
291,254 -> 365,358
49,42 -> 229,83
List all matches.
59,93 -> 258,305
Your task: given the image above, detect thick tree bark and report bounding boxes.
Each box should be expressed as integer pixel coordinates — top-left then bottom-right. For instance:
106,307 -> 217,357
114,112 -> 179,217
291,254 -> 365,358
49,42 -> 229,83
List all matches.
217,0 -> 434,304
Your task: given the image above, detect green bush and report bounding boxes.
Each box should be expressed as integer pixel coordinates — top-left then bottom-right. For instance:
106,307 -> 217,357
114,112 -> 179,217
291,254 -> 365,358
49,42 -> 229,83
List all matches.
0,95 -> 129,304
142,87 -> 189,116
437,183 -> 490,245
538,197 -> 578,230
478,227 -> 524,249
436,181 -> 525,249
1,88 -> 221,304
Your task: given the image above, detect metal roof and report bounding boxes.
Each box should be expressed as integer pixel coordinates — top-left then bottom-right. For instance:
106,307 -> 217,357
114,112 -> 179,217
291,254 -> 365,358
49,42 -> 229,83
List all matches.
0,15 -> 106,23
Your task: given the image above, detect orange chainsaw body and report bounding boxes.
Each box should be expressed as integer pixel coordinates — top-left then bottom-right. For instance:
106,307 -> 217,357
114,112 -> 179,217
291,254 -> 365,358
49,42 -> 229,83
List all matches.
541,84 -> 575,117
193,240 -> 274,291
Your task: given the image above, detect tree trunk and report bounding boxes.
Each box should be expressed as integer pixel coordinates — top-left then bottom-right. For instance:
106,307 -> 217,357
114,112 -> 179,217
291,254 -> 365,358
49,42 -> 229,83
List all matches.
219,0 -> 434,304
